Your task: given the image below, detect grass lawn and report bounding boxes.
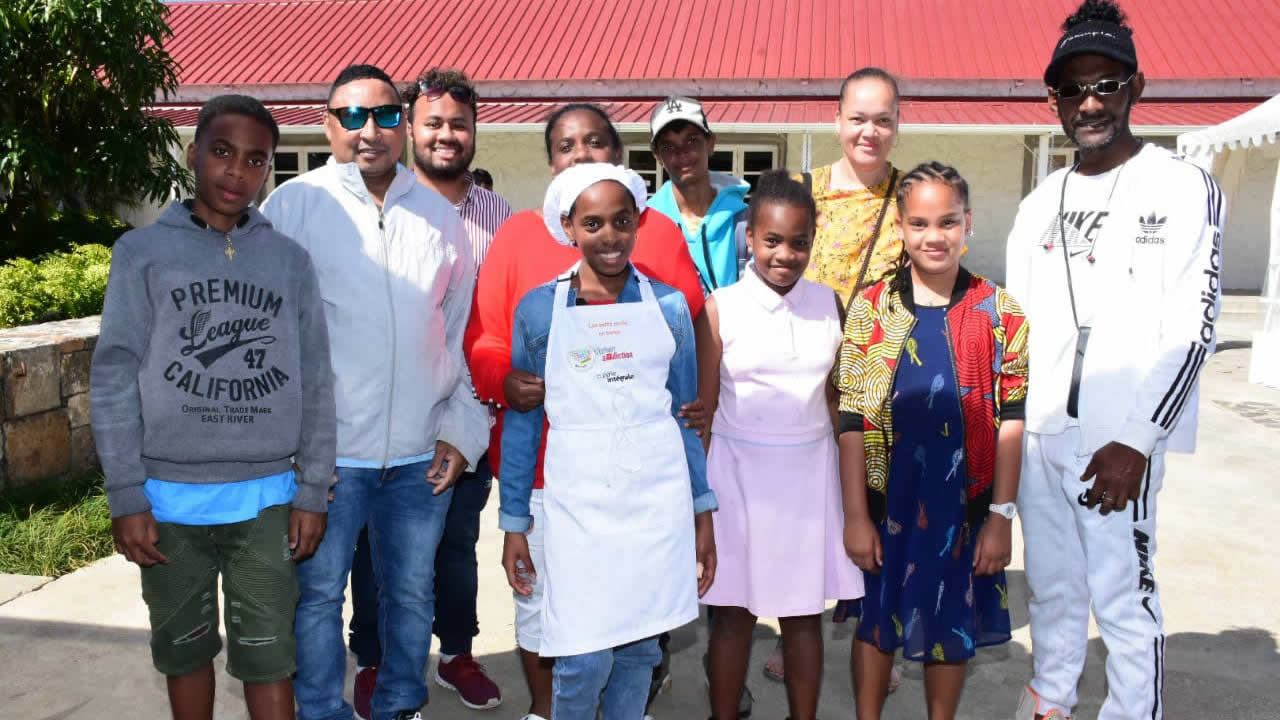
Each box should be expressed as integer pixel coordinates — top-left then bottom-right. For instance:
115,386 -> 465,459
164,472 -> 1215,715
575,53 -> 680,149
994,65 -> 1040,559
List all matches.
0,473 -> 113,577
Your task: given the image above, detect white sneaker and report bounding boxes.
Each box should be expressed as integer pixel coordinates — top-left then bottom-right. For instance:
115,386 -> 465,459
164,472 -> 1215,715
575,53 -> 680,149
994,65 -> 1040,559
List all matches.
521,715 -> 549,720
888,660 -> 904,693
1015,685 -> 1070,719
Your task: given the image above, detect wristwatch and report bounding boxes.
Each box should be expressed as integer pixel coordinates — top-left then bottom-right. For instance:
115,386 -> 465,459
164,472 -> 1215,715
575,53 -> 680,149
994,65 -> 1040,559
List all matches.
989,502 -> 1018,520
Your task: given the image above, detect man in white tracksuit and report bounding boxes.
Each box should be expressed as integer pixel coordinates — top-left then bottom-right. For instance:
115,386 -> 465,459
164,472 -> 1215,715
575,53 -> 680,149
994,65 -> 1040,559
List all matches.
1004,2 -> 1225,718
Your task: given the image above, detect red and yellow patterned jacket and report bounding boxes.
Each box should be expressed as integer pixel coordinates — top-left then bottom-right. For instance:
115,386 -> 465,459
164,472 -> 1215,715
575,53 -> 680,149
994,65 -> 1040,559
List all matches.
836,268 -> 1029,527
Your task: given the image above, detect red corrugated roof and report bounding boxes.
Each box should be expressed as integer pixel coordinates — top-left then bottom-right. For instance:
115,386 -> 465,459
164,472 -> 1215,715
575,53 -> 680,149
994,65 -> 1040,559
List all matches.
149,99 -> 1260,128
164,0 -> 1280,86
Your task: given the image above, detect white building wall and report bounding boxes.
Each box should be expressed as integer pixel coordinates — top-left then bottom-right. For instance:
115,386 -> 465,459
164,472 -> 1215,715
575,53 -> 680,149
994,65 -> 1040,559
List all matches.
471,132 -> 554,213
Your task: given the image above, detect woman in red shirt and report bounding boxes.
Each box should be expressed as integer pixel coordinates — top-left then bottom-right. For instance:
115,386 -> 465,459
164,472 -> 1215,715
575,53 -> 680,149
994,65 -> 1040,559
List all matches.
463,103 -> 706,720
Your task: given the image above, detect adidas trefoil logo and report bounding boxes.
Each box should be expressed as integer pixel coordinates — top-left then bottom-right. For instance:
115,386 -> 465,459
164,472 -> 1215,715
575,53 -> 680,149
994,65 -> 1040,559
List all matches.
1136,211 -> 1167,245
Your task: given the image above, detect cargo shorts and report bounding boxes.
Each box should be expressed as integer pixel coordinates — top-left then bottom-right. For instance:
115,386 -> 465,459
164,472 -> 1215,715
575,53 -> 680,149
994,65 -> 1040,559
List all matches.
139,503 -> 299,683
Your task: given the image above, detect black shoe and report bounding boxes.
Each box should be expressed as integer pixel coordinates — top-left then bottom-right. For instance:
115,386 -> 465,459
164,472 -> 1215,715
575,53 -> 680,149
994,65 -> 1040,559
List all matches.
737,686 -> 753,719
391,710 -> 423,720
647,641 -> 672,710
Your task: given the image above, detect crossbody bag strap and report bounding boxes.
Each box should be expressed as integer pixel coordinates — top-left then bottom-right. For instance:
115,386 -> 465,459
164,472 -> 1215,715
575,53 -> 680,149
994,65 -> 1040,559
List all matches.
851,168 -> 899,295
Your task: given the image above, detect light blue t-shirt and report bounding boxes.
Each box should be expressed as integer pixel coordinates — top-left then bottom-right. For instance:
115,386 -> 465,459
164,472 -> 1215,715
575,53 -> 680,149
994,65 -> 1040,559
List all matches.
336,450 -> 435,469
144,470 -> 298,526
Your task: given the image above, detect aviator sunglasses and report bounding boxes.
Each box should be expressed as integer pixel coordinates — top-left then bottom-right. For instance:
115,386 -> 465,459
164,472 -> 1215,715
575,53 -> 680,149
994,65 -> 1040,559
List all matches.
327,104 -> 403,130
1051,73 -> 1137,101
418,82 -> 476,104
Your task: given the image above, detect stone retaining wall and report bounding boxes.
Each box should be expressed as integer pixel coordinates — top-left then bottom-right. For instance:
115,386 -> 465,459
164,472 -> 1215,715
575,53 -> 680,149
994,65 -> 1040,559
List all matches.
0,316 -> 101,491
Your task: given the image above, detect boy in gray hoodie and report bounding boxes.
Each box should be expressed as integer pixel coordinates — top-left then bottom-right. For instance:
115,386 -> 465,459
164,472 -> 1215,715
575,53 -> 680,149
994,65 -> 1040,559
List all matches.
90,95 -> 336,720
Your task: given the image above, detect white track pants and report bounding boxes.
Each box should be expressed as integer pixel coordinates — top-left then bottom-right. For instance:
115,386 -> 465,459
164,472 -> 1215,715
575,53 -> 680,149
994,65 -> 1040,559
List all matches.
1019,429 -> 1166,720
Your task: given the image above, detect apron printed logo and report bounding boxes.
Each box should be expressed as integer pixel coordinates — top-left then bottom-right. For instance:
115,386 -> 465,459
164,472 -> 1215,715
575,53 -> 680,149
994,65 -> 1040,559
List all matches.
598,370 -> 635,384
570,344 -> 632,370
568,347 -> 595,371
589,319 -> 628,336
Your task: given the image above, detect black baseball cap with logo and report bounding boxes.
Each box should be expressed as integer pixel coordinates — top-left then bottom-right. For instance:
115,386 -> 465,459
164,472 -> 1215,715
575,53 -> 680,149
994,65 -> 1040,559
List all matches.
1043,18 -> 1139,87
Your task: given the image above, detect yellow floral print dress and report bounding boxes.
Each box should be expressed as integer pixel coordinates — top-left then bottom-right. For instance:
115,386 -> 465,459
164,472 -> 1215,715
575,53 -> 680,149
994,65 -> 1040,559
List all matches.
798,164 -> 902,307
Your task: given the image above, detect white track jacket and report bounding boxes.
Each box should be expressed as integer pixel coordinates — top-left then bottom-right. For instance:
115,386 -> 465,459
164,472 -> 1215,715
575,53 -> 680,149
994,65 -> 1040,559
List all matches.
1005,143 -> 1224,456
262,161 -> 488,469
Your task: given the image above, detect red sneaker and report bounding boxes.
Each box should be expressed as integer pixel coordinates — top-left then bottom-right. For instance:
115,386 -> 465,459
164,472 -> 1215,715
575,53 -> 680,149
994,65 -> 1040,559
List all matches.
434,653 -> 503,710
354,665 -> 378,720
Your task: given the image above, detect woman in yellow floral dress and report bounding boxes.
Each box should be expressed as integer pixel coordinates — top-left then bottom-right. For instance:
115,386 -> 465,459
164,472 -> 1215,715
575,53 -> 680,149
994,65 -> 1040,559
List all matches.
800,67 -> 904,309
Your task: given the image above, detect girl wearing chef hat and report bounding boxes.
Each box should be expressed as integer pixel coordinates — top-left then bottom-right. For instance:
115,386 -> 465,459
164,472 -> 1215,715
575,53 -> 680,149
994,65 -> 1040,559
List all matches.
498,163 -> 717,720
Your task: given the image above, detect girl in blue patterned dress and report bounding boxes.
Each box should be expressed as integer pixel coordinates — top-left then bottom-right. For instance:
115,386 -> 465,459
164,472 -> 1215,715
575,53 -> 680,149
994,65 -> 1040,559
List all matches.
836,162 -> 1029,719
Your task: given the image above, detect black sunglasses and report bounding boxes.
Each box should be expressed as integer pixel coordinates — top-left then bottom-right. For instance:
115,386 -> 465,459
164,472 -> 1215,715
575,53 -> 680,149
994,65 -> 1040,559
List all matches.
419,83 -> 476,104
1052,73 -> 1137,101
327,104 -> 403,130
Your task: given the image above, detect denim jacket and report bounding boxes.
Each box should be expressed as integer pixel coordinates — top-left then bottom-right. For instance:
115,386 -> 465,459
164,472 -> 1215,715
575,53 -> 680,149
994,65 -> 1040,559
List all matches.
498,266 -> 717,532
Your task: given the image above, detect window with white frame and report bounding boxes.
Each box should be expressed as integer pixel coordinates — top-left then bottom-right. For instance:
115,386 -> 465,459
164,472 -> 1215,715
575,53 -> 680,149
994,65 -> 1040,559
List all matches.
625,143 -> 779,196
1045,145 -> 1076,177
1033,134 -> 1178,188
270,147 -> 332,191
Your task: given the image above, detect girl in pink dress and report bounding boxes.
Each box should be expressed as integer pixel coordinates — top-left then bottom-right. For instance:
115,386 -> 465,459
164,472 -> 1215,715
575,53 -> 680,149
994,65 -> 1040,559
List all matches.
699,170 -> 864,720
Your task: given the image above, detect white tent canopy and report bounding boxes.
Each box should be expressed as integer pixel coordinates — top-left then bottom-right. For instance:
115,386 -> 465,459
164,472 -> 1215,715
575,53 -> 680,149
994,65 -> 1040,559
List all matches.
1179,94 -> 1280,156
1179,94 -> 1280,387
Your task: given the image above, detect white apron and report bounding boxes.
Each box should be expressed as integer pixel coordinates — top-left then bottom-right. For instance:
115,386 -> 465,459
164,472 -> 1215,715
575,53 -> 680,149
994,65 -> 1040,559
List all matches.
538,263 -> 699,657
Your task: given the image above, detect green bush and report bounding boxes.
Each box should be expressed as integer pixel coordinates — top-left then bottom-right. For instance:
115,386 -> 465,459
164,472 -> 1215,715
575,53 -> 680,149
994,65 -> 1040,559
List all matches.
0,243 -> 112,328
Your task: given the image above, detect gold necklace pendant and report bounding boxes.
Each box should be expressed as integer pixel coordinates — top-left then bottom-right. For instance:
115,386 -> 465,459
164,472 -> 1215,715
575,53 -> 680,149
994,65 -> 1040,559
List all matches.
224,232 -> 235,261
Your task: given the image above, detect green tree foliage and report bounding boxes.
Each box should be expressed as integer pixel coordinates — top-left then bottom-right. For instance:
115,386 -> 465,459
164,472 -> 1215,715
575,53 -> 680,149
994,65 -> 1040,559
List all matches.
0,0 -> 191,256
0,243 -> 112,327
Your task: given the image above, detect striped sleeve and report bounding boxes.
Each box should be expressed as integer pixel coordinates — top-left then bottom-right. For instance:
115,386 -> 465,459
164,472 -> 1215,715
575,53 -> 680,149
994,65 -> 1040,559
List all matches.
1115,163 -> 1224,456
459,186 -> 514,271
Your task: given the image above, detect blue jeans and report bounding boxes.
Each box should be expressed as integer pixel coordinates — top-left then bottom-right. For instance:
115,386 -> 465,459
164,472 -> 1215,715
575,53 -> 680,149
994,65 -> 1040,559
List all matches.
348,454 -> 493,662
433,453 -> 492,654
294,462 -> 451,720
552,637 -> 662,720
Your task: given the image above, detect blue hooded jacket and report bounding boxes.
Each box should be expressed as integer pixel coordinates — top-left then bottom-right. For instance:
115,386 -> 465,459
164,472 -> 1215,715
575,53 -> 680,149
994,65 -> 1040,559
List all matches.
648,172 -> 749,295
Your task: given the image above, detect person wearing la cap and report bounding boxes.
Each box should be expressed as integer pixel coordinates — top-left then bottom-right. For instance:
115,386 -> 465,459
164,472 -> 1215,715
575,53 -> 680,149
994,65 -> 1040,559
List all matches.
1005,2 -> 1225,718
645,94 -> 755,718
647,96 -> 750,296
499,163 -> 717,720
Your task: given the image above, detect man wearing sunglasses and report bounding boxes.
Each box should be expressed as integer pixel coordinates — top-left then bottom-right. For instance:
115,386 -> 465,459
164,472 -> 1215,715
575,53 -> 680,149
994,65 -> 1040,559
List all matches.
342,67 -> 512,716
262,63 -> 489,720
1004,2 -> 1225,719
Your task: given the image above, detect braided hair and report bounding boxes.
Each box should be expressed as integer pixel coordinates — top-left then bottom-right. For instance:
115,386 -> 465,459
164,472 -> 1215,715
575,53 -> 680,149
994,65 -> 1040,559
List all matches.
747,169 -> 817,234
886,161 -> 971,297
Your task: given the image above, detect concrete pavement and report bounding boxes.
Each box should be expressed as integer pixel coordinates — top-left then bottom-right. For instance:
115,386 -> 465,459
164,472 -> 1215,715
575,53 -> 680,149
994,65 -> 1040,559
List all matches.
2,298 -> 1277,719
